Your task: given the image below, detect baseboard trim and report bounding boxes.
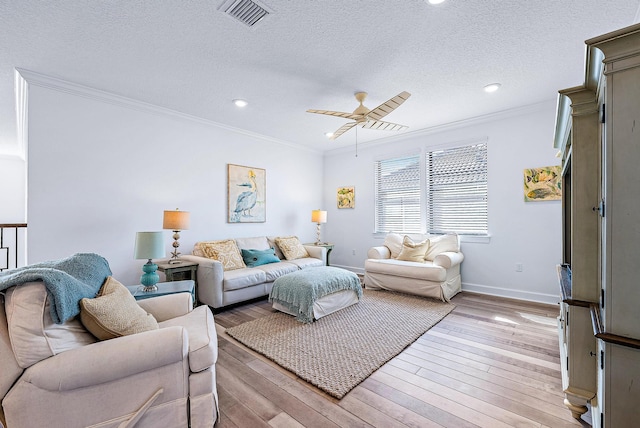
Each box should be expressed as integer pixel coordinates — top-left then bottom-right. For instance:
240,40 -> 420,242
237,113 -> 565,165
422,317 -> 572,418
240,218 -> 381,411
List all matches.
462,282 -> 560,305
330,270 -> 560,305
331,264 -> 365,275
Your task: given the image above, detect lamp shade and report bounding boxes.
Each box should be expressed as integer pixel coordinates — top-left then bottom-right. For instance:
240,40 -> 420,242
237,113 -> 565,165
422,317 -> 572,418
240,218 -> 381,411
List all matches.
134,232 -> 165,260
311,210 -> 327,223
163,209 -> 190,230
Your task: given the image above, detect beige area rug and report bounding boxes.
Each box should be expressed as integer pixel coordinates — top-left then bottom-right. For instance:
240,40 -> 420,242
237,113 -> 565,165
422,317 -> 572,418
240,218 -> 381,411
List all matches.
225,289 -> 455,399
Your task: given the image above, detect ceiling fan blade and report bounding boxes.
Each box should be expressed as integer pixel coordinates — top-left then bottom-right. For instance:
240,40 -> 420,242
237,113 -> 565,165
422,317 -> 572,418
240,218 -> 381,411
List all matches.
366,91 -> 411,121
330,122 -> 358,140
361,120 -> 408,132
306,109 -> 361,121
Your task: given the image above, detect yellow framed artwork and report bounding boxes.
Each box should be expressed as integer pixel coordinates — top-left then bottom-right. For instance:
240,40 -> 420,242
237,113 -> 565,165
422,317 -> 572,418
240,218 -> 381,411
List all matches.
337,186 -> 355,209
523,165 -> 561,202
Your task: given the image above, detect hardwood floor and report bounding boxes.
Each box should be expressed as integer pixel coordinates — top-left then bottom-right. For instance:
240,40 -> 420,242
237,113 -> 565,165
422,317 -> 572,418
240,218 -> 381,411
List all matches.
213,292 -> 591,427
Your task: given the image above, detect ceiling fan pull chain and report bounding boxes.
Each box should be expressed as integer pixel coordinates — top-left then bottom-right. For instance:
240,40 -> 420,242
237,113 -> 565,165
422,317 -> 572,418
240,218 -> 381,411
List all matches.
355,126 -> 358,157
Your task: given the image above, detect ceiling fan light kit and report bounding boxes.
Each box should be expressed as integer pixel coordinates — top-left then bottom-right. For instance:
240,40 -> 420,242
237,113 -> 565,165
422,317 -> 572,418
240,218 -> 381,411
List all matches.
307,91 -> 411,140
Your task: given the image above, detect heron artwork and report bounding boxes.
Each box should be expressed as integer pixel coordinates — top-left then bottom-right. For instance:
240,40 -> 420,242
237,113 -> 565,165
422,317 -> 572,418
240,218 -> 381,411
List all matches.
228,165 -> 265,223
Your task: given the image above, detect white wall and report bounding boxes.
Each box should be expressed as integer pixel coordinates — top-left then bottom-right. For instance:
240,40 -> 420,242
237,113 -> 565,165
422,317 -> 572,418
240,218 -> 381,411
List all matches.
26,79 -> 324,285
323,100 -> 562,304
0,156 -> 26,222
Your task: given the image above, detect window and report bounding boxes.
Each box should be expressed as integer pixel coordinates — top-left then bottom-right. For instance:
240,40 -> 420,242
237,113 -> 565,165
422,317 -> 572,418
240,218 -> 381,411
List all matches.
426,142 -> 488,235
374,141 -> 488,236
374,154 -> 421,233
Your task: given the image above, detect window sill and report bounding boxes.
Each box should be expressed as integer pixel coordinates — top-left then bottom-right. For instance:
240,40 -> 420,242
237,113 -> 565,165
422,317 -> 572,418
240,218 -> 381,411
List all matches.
372,232 -> 491,244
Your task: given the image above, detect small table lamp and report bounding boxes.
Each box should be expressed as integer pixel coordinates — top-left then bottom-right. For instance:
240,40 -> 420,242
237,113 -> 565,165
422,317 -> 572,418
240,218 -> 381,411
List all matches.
163,209 -> 190,264
134,231 -> 165,292
311,209 -> 327,245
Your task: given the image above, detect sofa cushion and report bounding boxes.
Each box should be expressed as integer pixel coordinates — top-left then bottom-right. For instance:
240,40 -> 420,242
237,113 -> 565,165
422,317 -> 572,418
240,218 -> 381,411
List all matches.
364,258 -> 447,282
198,239 -> 246,271
275,236 -> 309,260
425,233 -> 459,261
79,276 -> 159,340
383,232 -> 404,259
241,248 -> 280,267
4,282 -> 97,369
285,257 -> 324,269
256,261 -> 299,282
223,268 -> 267,291
235,236 -> 270,251
159,305 -> 217,373
397,236 -> 430,262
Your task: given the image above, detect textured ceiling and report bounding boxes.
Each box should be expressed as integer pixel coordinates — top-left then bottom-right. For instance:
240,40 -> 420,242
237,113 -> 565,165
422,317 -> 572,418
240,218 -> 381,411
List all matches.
1,0 -> 639,155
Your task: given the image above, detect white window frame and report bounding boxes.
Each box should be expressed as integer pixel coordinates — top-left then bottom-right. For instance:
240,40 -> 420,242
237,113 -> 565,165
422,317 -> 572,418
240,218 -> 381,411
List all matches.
373,140 -> 489,241
373,152 -> 422,234
425,139 -> 488,237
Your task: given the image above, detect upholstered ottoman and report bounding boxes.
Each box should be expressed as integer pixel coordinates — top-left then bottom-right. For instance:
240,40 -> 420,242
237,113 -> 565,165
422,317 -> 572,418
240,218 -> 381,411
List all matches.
269,266 -> 362,323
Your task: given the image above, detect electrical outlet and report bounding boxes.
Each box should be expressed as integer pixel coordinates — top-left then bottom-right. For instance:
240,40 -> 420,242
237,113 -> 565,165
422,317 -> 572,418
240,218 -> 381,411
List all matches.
352,249 -> 356,255
516,263 -> 523,272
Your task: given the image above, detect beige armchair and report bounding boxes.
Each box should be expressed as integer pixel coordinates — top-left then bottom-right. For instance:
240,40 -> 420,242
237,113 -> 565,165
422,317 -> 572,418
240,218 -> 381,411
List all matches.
0,284 -> 219,428
364,232 -> 464,301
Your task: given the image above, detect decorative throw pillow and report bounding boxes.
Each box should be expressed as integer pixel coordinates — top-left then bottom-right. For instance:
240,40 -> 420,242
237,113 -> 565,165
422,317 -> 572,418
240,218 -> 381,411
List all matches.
192,242 -> 206,257
80,276 -> 158,340
275,236 -> 309,260
241,248 -> 280,267
424,233 -> 459,261
383,232 -> 404,259
198,239 -> 246,271
267,236 -> 286,260
397,235 -> 430,262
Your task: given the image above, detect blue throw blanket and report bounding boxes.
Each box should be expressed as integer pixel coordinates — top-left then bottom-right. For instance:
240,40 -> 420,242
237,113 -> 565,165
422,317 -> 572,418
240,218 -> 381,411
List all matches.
0,253 -> 112,324
269,266 -> 363,323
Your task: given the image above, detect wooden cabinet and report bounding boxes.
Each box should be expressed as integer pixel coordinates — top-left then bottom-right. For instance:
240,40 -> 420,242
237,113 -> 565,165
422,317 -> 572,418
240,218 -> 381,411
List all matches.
555,22 -> 640,427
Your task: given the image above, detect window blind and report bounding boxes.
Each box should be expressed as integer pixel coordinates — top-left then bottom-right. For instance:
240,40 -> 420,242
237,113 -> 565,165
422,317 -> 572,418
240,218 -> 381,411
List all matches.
426,142 -> 488,235
374,155 -> 421,233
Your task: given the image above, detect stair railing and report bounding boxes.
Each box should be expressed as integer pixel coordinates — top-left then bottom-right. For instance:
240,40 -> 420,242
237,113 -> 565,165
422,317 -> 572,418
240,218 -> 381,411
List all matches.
0,223 -> 27,271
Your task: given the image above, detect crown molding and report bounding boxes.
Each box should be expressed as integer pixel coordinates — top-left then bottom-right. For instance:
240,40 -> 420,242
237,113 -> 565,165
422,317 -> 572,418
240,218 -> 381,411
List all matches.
324,99 -> 556,157
15,68 -> 322,155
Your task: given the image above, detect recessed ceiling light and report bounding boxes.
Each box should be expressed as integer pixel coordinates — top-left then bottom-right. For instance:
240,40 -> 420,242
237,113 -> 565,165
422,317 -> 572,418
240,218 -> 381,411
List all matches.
427,0 -> 446,4
483,83 -> 501,93
324,132 -> 334,138
233,99 -> 248,107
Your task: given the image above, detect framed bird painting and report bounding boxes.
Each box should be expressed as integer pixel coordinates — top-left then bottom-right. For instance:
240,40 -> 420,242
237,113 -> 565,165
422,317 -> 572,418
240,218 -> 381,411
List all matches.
228,164 -> 266,223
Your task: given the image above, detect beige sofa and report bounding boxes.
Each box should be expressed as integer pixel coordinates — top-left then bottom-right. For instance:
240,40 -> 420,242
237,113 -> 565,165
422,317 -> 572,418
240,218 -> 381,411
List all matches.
364,233 -> 464,301
182,236 -> 326,309
1,283 -> 218,428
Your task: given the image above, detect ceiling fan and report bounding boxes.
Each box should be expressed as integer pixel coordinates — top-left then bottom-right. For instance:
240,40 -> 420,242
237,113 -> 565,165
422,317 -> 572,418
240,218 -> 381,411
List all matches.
307,91 -> 411,140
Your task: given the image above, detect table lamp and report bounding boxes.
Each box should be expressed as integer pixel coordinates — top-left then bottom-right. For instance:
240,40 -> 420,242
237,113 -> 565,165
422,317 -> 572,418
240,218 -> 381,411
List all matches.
163,209 -> 190,264
134,231 -> 165,292
311,209 -> 327,245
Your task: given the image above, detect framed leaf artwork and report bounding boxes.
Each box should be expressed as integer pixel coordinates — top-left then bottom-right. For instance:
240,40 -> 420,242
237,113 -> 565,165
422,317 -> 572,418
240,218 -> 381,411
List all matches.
228,164 -> 266,222
337,186 -> 355,209
523,165 -> 561,202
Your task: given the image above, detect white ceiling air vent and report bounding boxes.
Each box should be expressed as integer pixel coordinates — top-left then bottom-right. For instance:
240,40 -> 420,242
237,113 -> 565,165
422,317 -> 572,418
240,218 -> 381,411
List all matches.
220,0 -> 271,27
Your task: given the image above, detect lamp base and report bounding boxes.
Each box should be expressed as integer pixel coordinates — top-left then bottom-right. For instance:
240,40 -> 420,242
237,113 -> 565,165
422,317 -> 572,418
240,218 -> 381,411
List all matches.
168,258 -> 182,265
315,223 -> 322,245
140,260 -> 159,292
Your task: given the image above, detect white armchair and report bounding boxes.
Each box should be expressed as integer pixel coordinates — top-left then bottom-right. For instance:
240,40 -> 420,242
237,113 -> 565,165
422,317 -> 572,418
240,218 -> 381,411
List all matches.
364,233 -> 464,301
1,285 -> 218,428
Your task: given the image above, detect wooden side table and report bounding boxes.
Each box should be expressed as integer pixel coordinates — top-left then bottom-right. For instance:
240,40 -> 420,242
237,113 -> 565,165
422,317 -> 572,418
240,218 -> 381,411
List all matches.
156,260 -> 199,303
305,243 -> 334,266
157,260 -> 198,283
126,279 -> 195,303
